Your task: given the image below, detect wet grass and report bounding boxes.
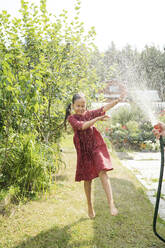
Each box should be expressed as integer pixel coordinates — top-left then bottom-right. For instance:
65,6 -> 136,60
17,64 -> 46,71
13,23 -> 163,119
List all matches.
0,136 -> 165,248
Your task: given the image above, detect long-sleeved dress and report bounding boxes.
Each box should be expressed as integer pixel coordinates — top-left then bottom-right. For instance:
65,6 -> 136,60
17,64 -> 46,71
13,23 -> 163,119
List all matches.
68,107 -> 113,181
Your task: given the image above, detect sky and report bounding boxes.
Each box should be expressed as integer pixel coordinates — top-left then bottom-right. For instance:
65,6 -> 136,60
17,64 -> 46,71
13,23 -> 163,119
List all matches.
0,0 -> 165,52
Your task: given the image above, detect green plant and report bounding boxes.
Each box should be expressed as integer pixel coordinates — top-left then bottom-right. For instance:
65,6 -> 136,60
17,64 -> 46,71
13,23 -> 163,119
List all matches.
0,189 -> 8,201
111,106 -> 132,126
104,105 -> 157,151
0,146 -> 165,248
0,134 -> 63,198
159,114 -> 165,123
0,0 -> 99,200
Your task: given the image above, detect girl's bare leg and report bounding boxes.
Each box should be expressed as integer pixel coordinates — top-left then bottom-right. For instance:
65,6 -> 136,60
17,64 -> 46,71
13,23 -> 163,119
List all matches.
99,170 -> 118,216
84,180 -> 95,218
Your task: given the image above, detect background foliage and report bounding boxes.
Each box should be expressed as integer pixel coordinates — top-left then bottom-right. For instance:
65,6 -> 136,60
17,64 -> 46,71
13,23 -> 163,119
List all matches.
1,0 -> 165,201
98,105 -> 159,152
0,0 -> 98,199
91,43 -> 165,101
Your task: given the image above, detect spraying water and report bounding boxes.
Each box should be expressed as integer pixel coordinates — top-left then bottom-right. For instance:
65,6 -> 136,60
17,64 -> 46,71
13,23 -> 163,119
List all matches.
127,87 -> 158,125
114,50 -> 165,243
116,55 -> 161,125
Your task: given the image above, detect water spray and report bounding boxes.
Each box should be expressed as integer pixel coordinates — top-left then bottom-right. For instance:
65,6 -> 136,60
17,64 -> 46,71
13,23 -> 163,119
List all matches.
153,125 -> 165,243
126,87 -> 165,242
117,55 -> 165,242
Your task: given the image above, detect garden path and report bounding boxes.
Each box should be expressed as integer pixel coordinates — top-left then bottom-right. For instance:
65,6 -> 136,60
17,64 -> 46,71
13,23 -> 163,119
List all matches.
117,151 -> 165,220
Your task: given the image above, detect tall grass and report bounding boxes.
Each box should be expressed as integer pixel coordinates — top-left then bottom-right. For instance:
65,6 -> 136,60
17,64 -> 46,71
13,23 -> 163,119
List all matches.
0,133 -> 63,200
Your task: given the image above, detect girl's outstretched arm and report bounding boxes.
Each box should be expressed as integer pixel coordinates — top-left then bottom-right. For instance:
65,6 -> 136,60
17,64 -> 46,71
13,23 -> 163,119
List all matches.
102,84 -> 126,112
102,98 -> 121,112
82,115 -> 109,130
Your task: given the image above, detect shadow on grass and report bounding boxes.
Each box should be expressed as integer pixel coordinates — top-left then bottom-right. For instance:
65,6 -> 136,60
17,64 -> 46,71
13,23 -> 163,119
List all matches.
55,175 -> 69,181
11,177 -> 165,248
12,217 -> 90,248
93,177 -> 165,248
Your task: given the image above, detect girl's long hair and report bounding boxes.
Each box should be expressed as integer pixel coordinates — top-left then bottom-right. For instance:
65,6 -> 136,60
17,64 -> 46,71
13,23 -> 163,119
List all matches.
64,92 -> 85,130
64,103 -> 71,130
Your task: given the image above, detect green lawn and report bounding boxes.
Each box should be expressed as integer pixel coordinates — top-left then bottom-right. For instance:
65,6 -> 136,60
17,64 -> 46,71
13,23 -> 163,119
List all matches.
0,136 -> 165,248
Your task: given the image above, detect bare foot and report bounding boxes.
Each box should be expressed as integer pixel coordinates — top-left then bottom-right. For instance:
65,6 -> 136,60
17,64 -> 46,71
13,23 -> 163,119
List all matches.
88,208 -> 95,219
110,205 -> 118,216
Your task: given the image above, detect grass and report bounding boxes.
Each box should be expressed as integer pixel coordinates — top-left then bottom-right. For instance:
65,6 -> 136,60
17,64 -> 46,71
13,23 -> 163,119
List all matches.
0,135 -> 165,248
151,178 -> 165,183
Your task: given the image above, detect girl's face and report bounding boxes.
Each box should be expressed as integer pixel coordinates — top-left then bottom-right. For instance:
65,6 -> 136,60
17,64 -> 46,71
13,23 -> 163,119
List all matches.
72,97 -> 86,115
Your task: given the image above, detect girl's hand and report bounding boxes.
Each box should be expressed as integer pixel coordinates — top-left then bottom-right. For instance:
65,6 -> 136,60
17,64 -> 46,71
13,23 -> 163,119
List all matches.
98,115 -> 110,121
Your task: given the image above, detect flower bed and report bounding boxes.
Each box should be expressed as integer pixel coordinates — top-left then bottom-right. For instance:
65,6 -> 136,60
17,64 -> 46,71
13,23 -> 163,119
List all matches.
98,104 -> 160,152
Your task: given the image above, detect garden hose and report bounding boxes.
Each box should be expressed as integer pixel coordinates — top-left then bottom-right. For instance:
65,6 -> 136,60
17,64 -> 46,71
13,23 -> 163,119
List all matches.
153,135 -> 165,243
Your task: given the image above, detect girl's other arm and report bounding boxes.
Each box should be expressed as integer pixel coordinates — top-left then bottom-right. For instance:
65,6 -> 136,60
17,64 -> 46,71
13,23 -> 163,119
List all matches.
68,114 -> 108,131
82,115 -> 109,130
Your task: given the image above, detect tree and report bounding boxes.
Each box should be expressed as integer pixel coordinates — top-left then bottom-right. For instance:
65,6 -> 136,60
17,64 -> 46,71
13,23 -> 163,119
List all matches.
0,0 -> 98,196
141,46 -> 165,100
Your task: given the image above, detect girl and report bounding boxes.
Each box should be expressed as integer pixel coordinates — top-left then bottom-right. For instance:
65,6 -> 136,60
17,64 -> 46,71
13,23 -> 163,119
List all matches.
64,88 -> 126,218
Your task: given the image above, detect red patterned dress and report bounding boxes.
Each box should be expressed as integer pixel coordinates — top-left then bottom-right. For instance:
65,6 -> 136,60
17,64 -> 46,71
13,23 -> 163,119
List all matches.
68,107 -> 113,181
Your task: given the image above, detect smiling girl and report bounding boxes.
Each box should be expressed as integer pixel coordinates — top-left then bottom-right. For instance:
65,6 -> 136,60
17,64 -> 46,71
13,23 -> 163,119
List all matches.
64,89 -> 125,218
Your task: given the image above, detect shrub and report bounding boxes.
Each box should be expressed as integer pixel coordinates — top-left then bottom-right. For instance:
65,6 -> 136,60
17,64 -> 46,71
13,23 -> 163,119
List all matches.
111,104 -> 145,126
0,134 -> 63,199
102,105 -> 157,151
159,114 -> 165,123
111,106 -> 132,126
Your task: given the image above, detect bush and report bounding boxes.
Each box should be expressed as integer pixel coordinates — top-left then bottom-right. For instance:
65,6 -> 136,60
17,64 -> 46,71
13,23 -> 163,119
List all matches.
102,105 -> 158,151
111,104 -> 145,126
159,113 -> 165,123
0,134 -> 63,199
